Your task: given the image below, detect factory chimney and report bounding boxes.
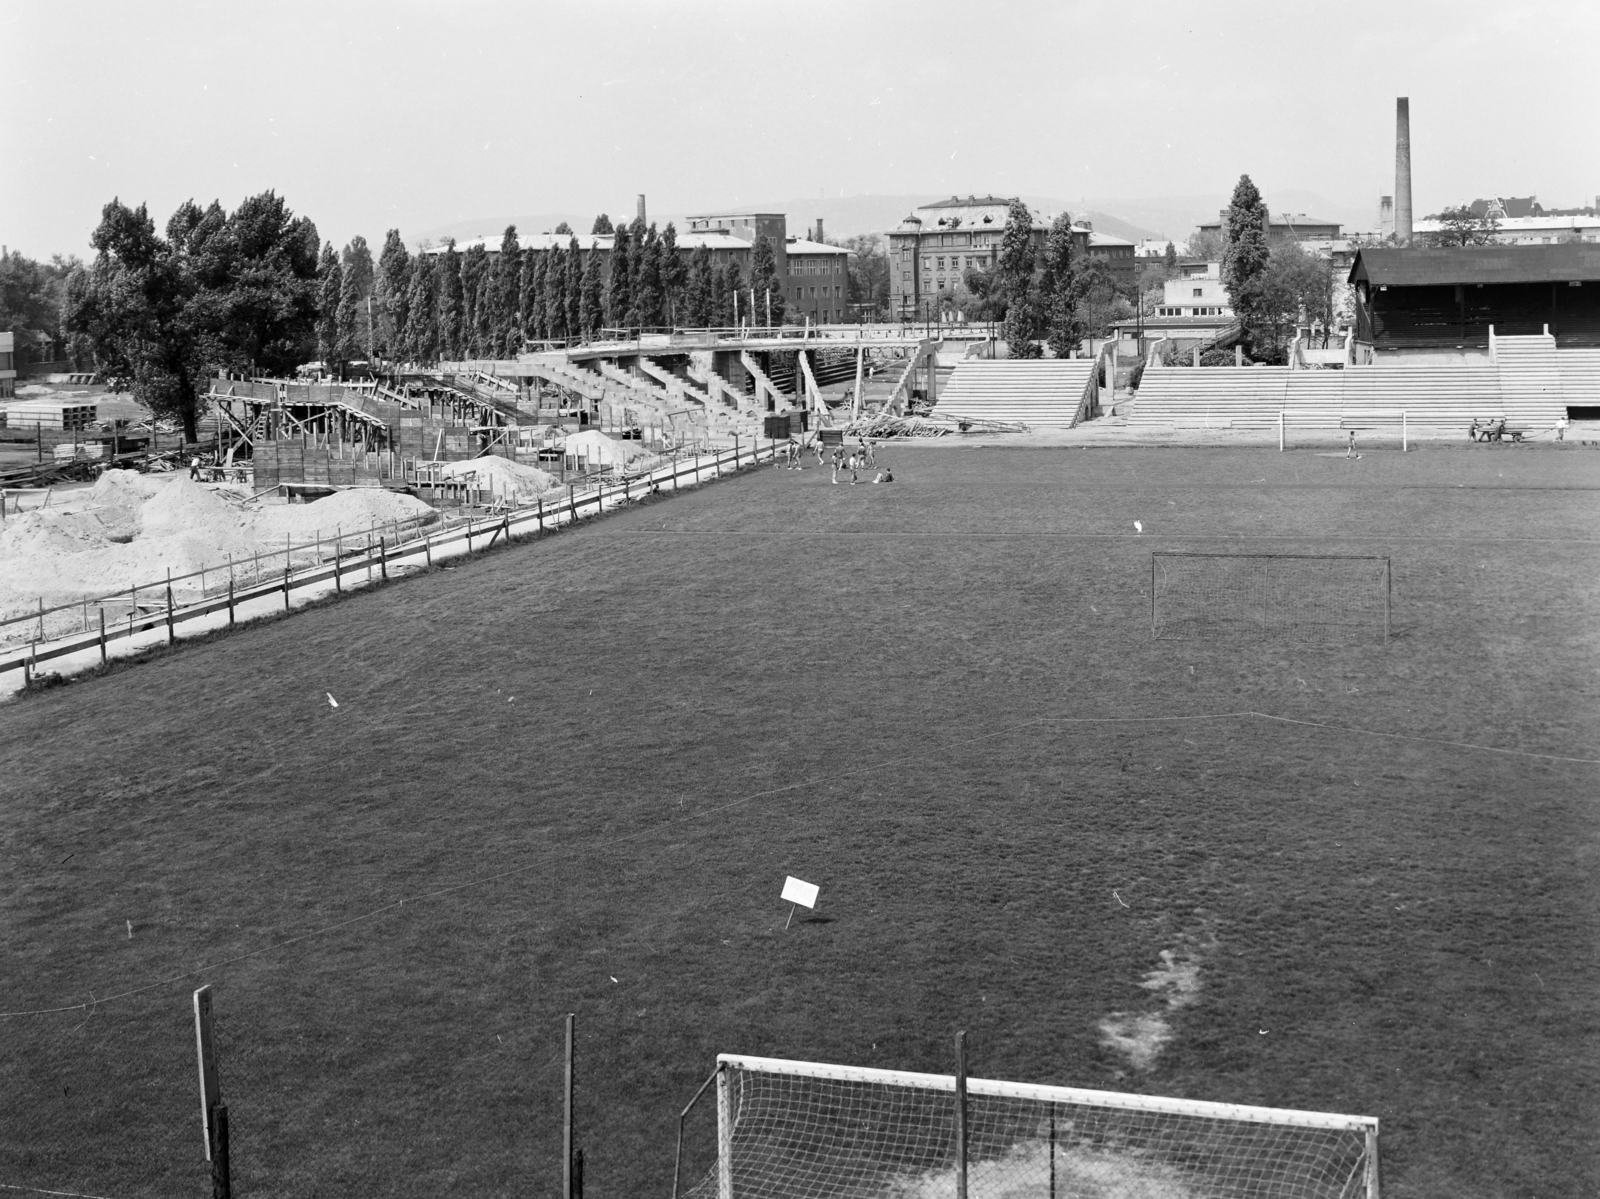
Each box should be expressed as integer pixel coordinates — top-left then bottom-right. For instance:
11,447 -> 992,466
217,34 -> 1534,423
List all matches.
815,218 -> 825,243
636,194 -> 647,225
1395,98 -> 1413,244
1379,195 -> 1394,239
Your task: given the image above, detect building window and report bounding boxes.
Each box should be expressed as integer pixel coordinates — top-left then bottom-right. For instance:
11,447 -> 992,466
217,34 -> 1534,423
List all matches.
903,271 -> 911,281
936,257 -> 945,269
1193,288 -> 1203,297
923,256 -> 932,269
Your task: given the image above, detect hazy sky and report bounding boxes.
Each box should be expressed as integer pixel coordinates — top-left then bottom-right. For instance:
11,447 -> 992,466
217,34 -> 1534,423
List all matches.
3,0 -> 1596,258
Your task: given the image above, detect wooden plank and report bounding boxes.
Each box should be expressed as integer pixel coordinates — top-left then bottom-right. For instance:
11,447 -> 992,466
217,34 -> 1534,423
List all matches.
194,985 -> 222,1159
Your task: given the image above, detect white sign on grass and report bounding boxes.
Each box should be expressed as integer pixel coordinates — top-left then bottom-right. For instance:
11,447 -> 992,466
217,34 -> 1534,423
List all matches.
782,876 -> 819,908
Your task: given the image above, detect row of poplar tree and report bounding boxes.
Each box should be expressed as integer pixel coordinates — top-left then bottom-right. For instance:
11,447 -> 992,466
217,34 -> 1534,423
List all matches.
321,214 -> 788,369
990,199 -> 1093,359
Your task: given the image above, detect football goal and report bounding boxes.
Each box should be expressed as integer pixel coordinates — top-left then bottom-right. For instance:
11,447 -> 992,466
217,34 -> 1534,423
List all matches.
690,1054 -> 1380,1199
1151,552 -> 1391,642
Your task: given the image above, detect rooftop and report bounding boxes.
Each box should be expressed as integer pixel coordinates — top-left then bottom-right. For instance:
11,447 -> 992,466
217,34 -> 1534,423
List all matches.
1350,244 -> 1600,286
784,238 -> 849,256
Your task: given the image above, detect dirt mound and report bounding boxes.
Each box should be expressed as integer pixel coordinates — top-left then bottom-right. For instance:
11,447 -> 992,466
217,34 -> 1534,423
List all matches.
437,456 -> 557,501
257,489 -> 439,540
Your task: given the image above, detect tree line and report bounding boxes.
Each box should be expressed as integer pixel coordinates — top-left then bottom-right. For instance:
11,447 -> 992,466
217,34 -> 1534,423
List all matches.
51,193 -> 816,440
1217,175 -> 1336,362
341,213 -> 794,370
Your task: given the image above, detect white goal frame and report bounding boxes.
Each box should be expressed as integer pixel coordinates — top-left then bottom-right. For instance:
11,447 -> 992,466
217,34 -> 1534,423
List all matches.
1151,551 -> 1392,643
1279,409 -> 1407,452
711,1053 -> 1380,1199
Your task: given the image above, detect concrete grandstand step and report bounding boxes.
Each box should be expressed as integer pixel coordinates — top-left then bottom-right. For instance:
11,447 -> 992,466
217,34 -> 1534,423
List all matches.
1129,341 -> 1587,432
932,360 -> 1098,426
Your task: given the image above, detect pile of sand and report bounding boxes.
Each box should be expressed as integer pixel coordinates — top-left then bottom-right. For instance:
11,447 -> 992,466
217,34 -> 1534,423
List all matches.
259,489 -> 439,540
0,472 -> 442,617
437,456 -> 558,501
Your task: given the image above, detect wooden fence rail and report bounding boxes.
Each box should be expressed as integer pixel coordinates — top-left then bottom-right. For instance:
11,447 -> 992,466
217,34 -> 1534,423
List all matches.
2,441 -> 778,683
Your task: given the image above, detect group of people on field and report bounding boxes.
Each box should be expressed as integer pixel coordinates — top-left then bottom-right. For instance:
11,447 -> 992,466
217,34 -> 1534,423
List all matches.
778,436 -> 893,485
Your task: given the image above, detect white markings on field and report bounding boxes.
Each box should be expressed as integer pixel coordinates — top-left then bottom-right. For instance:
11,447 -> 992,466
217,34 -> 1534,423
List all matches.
1099,925 -> 1217,1073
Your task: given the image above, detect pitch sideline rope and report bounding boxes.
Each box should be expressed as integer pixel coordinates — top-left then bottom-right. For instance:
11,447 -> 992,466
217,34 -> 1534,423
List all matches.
2,709 -> 1594,1020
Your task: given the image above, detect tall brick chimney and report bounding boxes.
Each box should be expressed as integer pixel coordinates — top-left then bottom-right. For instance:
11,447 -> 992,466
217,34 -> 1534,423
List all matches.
1395,98 -> 1413,245
815,218 -> 824,243
636,194 -> 647,225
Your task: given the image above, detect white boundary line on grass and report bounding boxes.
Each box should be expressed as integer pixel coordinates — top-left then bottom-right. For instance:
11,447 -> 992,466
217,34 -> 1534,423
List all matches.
1,708 -> 1593,1021
0,1184 -> 120,1199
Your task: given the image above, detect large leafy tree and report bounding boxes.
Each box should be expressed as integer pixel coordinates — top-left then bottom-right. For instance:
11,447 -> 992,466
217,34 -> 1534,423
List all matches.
1072,257 -> 1134,339
658,223 -> 686,325
458,243 -> 489,355
544,242 -> 568,340
0,250 -> 75,350
472,269 -> 495,357
69,199 -> 210,439
750,233 -> 786,327
401,251 -> 437,364
1039,213 -> 1083,358
436,241 -> 464,359
337,234 -> 374,365
69,192 -> 320,439
634,223 -> 663,327
565,235 -> 584,341
685,245 -> 714,326
843,234 -> 889,320
493,226 -> 522,356
998,198 -> 1041,357
553,221 -> 574,236
579,244 -> 603,340
605,225 -> 632,329
1428,205 -> 1500,247
374,229 -> 411,362
316,242 -> 342,366
719,260 -> 743,326
522,249 -> 546,341
1221,174 -> 1271,347
591,214 -> 614,235
1244,242 -> 1335,362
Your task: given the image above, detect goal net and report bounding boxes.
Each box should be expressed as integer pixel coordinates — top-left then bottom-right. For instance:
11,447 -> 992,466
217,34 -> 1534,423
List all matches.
1151,552 -> 1391,642
690,1055 -> 1379,1199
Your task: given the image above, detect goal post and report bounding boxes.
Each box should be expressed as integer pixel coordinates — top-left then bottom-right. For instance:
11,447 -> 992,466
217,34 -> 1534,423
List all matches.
694,1053 -> 1380,1199
1279,410 -> 1407,452
1152,552 -> 1391,643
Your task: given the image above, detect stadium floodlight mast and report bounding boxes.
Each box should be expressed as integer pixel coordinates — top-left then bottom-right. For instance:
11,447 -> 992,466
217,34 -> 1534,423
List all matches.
691,1053 -> 1382,1199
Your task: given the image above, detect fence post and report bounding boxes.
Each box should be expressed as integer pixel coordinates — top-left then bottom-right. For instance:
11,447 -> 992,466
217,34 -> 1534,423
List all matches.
211,1103 -> 232,1199
98,607 -> 107,664
955,1031 -> 969,1199
380,536 -> 388,581
166,569 -> 175,644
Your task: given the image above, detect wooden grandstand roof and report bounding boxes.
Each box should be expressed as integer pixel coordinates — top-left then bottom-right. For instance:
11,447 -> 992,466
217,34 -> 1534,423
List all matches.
1351,245 -> 1600,287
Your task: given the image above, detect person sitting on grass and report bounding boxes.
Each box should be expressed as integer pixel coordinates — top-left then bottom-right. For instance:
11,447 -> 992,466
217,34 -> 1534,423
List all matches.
873,465 -> 894,483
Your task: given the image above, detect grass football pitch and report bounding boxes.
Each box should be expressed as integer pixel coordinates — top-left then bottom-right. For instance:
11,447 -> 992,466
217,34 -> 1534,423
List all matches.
2,445 -> 1597,1199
